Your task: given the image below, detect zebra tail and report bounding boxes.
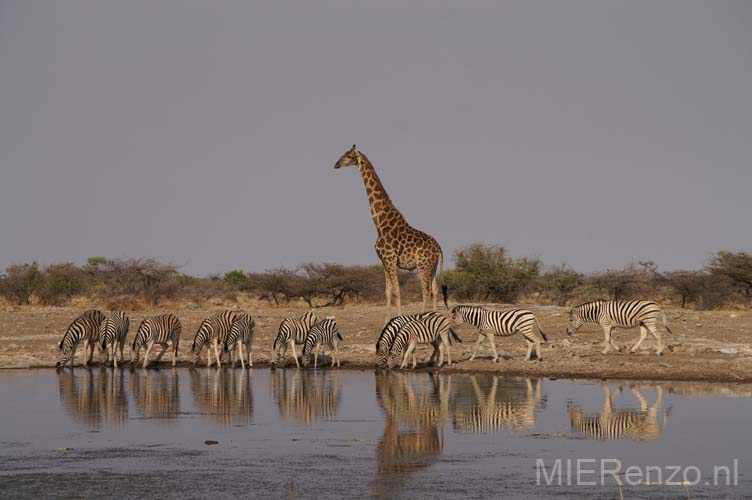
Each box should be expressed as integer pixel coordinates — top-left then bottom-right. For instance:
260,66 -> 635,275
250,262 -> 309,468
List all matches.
662,311 -> 673,334
449,327 -> 463,343
535,318 -> 548,343
336,332 -> 343,341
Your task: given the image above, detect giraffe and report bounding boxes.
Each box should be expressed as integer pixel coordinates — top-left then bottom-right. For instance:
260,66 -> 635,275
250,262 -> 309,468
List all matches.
334,145 -> 447,321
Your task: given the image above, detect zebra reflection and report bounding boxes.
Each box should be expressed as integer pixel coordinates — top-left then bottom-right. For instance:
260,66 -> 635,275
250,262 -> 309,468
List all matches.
57,367 -> 128,429
452,376 -> 543,433
188,368 -> 253,426
371,372 -> 450,498
131,368 -> 180,421
568,385 -> 668,441
271,369 -> 340,425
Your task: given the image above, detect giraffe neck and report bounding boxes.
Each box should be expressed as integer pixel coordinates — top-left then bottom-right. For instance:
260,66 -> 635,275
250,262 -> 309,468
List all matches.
357,153 -> 406,233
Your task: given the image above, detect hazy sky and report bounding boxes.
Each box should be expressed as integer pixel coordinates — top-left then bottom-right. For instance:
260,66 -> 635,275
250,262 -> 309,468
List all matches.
1,1 -> 750,275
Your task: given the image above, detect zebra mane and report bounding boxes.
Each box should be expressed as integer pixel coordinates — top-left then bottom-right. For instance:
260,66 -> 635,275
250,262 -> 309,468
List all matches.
572,299 -> 608,310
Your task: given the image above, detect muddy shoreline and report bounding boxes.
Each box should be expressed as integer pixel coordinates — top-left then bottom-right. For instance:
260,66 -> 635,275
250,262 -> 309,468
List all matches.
1,301 -> 751,383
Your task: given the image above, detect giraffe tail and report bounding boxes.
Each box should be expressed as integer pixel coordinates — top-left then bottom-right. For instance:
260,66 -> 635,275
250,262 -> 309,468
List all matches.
439,250 -> 449,309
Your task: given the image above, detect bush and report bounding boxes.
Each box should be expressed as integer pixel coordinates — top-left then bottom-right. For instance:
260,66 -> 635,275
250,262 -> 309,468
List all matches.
38,262 -> 88,305
0,262 -> 42,305
247,267 -> 302,306
663,270 -> 737,309
707,251 -> 752,304
83,257 -> 179,305
223,270 -> 249,290
537,264 -> 581,305
585,263 -> 658,301
443,243 -> 541,302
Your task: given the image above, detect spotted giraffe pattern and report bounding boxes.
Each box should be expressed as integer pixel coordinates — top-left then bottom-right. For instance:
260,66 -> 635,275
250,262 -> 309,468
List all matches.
334,145 -> 445,321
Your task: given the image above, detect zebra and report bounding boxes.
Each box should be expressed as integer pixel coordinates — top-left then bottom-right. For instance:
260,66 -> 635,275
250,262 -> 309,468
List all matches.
271,311 -> 318,368
451,305 -> 547,362
301,317 -> 343,369
568,385 -> 668,441
190,310 -> 240,367
387,314 -> 462,369
224,313 -> 255,369
452,377 -> 542,433
99,311 -> 130,368
566,300 -> 672,355
375,312 -> 442,369
56,309 -> 106,368
131,313 -> 182,368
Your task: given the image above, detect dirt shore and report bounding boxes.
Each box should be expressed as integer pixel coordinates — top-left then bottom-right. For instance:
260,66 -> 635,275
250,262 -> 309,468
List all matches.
1,299 -> 751,382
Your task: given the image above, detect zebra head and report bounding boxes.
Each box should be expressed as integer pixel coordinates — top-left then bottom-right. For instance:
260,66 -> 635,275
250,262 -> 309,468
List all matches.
376,345 -> 390,369
386,345 -> 403,369
56,340 -> 72,368
451,305 -> 474,326
333,144 -> 360,169
566,308 -> 584,336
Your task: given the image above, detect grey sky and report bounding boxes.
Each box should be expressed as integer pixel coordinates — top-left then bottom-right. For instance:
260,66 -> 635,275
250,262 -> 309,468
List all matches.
1,1 -> 750,275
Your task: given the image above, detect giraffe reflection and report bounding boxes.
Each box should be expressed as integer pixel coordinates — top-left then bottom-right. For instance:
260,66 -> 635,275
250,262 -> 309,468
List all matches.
57,367 -> 127,428
568,385 -> 668,441
130,368 -> 180,421
188,368 -> 253,426
451,376 -> 544,433
371,372 -> 450,498
271,369 -> 341,425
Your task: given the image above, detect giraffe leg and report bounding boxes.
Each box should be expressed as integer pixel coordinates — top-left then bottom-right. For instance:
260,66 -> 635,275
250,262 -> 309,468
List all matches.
384,262 -> 401,320
383,267 -> 393,323
431,276 -> 439,311
418,265 -> 432,313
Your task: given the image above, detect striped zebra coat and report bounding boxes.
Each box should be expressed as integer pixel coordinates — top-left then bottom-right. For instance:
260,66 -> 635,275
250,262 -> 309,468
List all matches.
301,318 -> 343,369
388,314 -> 461,369
131,314 -> 182,368
191,310 -> 241,367
99,311 -> 130,368
568,385 -> 667,441
56,309 -> 106,368
451,305 -> 547,362
224,313 -> 255,369
272,311 -> 318,368
566,300 -> 672,355
375,312 -> 441,368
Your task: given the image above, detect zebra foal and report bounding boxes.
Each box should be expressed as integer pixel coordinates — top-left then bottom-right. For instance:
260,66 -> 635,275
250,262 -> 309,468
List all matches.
191,310 -> 240,367
272,311 -> 318,368
451,305 -> 547,362
99,311 -> 130,368
301,318 -> 343,369
56,309 -> 106,368
224,313 -> 255,369
566,300 -> 672,355
131,314 -> 182,368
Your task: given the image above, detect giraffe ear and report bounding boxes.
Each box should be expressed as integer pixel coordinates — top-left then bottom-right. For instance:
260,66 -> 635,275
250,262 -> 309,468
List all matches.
352,144 -> 357,151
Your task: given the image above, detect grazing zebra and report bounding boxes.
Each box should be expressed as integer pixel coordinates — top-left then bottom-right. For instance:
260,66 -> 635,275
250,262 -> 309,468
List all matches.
451,305 -> 547,362
56,309 -> 106,368
191,310 -> 240,367
566,300 -> 672,355
301,318 -> 343,369
568,385 -> 667,441
272,311 -> 318,368
387,314 -> 462,369
224,313 -> 255,369
131,314 -> 182,368
99,311 -> 130,368
375,312 -> 441,368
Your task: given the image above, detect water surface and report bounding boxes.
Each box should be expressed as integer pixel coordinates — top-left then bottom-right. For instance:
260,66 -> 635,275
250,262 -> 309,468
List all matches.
0,368 -> 750,499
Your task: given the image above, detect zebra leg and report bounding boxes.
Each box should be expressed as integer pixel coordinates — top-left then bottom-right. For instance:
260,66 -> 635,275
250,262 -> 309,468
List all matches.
213,340 -> 222,368
443,335 -> 452,366
289,341 -> 299,368
206,347 -> 212,368
601,326 -> 613,354
486,333 -> 500,363
238,342 -> 245,369
82,339 -> 90,367
524,340 -> 533,361
631,325 -> 648,353
172,338 -> 177,367
143,342 -> 153,368
70,343 -> 78,368
647,323 -> 663,356
469,331 -> 485,361
111,344 -> 117,368
314,344 -> 320,369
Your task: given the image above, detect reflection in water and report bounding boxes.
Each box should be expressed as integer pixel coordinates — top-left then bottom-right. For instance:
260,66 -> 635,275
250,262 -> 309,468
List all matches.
189,368 -> 253,426
372,372 -> 450,498
271,369 -> 341,425
131,368 -> 180,421
452,376 -> 544,433
57,368 -> 127,429
568,385 -> 668,441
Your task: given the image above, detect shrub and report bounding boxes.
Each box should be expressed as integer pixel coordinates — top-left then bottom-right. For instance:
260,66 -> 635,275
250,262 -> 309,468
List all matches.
247,267 -> 302,306
223,270 -> 249,290
585,263 -> 658,301
442,243 -> 541,302
0,262 -> 42,305
537,264 -> 581,305
707,251 -> 752,304
38,262 -> 88,305
83,257 -> 179,305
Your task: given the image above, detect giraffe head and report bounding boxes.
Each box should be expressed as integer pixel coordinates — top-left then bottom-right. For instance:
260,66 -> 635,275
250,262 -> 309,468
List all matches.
333,144 -> 360,169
